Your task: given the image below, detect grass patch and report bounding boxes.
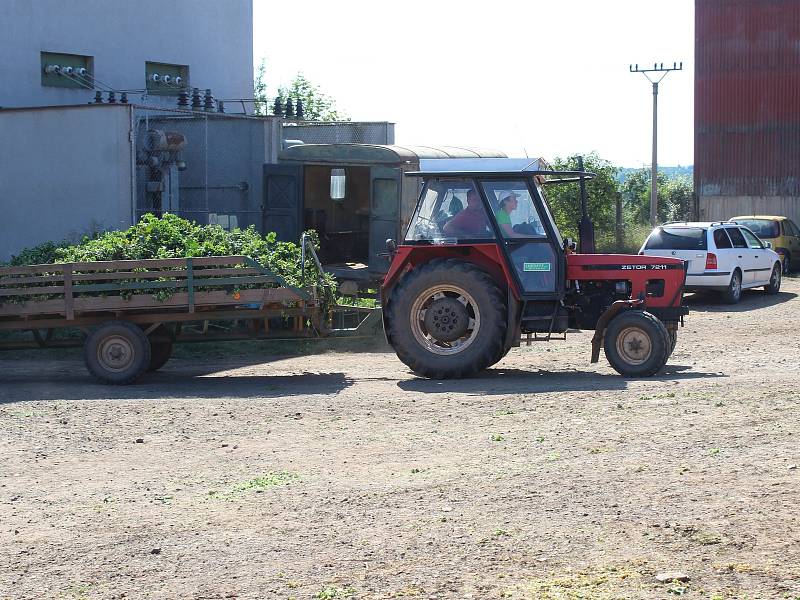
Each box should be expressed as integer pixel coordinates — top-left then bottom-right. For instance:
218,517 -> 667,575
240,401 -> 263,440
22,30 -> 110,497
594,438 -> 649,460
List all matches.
314,586 -> 356,599
232,471 -> 299,492
528,565 -> 641,599
208,471 -> 300,500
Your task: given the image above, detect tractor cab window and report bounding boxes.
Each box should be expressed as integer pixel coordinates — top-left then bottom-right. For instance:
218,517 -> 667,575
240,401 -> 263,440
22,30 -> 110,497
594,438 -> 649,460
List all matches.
480,180 -> 546,239
405,179 -> 495,242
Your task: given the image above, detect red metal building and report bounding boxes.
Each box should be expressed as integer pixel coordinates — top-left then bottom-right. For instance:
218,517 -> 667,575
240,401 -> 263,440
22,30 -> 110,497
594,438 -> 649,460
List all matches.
695,0 -> 800,222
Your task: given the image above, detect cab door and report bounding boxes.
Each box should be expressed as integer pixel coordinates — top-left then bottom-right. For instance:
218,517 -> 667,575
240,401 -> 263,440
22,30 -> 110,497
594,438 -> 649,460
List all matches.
479,180 -> 561,295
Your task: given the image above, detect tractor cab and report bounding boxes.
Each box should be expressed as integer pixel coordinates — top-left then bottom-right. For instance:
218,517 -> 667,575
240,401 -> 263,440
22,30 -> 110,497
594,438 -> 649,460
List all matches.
403,158 -> 573,297
381,158 -> 689,380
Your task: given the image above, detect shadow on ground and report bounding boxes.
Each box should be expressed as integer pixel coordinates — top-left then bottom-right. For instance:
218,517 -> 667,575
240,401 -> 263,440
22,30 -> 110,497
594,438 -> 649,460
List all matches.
684,290 -> 796,313
0,369 -> 353,404
396,364 -> 723,395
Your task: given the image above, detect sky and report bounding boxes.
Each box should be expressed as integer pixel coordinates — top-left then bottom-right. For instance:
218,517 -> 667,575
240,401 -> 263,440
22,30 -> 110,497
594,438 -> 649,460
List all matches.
253,0 -> 694,168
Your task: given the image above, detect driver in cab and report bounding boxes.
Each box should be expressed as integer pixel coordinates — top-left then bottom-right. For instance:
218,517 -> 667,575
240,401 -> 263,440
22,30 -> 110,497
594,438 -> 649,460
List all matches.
495,192 -> 521,237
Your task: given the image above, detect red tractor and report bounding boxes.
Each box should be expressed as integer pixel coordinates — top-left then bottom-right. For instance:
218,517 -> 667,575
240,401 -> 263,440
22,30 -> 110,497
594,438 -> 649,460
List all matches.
380,159 -> 688,378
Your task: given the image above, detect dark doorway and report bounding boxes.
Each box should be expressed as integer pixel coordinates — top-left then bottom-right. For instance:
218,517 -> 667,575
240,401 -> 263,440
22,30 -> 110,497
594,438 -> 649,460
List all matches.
303,165 -> 371,265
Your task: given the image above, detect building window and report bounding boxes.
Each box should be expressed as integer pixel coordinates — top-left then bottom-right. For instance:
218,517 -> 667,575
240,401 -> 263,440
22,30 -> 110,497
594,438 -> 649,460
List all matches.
41,51 -> 93,89
145,61 -> 189,96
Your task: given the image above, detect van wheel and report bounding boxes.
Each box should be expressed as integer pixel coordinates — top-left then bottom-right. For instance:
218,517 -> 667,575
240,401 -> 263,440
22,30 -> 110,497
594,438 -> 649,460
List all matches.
721,270 -> 742,304
764,263 -> 782,295
84,321 -> 151,384
386,259 -> 506,378
604,310 -> 669,377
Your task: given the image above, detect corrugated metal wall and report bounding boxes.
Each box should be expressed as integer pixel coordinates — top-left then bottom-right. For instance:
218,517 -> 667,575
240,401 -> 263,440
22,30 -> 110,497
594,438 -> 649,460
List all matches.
696,0 -> 800,221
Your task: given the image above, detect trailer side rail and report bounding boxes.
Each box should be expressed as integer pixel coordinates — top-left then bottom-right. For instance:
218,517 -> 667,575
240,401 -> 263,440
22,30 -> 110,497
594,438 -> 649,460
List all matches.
0,256 -> 311,321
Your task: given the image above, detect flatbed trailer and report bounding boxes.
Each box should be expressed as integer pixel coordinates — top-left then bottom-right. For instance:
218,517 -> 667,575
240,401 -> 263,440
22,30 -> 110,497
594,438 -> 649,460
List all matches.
0,248 -> 379,384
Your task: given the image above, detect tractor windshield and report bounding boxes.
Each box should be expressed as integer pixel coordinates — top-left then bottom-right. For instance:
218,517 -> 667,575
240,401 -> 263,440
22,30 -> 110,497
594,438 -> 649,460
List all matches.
405,179 -> 496,243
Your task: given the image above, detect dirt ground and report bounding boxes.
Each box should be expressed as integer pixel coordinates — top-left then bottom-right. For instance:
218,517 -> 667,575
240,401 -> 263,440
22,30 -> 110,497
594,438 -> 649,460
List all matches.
2,278 -> 800,600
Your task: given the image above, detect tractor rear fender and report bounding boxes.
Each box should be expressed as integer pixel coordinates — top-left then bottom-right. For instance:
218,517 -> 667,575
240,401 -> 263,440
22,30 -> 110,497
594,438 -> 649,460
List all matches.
382,244 -> 518,299
381,244 -> 519,341
590,299 -> 644,363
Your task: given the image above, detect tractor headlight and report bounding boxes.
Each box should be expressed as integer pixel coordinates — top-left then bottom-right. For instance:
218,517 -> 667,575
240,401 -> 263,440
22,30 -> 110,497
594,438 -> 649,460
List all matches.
615,281 -> 629,295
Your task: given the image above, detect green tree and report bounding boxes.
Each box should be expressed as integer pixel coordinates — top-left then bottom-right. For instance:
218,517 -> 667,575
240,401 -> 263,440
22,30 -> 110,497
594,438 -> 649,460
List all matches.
621,168 -> 694,224
253,58 -> 268,116
277,73 -> 347,121
543,153 -> 620,250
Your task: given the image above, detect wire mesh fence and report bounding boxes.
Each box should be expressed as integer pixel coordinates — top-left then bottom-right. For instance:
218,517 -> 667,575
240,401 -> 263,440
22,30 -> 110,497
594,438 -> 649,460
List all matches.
132,104 -> 394,230
134,106 -> 263,229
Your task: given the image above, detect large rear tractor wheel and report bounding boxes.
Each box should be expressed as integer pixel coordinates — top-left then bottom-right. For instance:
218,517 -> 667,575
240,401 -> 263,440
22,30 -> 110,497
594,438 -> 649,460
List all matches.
84,321 -> 151,385
604,310 -> 670,377
386,259 -> 507,378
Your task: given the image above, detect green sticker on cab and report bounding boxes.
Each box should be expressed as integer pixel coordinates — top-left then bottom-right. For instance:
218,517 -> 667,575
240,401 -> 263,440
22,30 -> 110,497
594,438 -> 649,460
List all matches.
523,262 -> 551,272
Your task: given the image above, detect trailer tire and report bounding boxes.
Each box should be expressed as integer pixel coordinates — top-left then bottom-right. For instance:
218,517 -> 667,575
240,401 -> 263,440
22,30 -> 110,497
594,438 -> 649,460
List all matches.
604,310 -> 669,377
148,342 -> 173,372
84,321 -> 151,385
386,259 -> 506,379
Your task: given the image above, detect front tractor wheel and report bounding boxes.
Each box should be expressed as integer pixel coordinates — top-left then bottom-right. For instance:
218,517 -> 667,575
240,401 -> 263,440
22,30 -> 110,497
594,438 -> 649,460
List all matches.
604,310 -> 670,377
386,259 -> 507,378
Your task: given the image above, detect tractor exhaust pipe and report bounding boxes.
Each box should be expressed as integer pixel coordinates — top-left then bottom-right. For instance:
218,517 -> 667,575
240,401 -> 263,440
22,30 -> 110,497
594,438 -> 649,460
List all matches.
577,155 -> 596,254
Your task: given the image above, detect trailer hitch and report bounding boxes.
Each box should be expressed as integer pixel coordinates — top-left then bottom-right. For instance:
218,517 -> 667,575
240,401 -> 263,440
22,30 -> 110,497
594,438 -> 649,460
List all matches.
590,298 -> 644,363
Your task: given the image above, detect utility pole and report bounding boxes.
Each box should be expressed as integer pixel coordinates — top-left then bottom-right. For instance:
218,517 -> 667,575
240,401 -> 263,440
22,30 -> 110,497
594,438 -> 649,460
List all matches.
629,62 -> 683,227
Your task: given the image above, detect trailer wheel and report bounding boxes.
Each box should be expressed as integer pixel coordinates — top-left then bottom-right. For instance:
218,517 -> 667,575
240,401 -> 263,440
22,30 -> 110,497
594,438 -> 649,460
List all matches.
604,310 -> 669,377
148,342 -> 173,372
143,325 -> 174,372
386,259 -> 506,378
84,321 -> 151,384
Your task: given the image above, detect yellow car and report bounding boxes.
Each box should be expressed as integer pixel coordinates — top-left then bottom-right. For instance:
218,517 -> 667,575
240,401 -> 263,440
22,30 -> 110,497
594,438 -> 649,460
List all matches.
732,215 -> 800,273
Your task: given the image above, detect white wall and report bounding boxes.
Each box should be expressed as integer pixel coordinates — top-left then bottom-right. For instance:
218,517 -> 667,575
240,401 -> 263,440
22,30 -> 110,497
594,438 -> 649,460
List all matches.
0,0 -> 253,109
0,104 -> 134,262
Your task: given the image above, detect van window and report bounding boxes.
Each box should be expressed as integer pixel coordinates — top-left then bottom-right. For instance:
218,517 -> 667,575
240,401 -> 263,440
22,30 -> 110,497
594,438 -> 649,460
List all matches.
645,227 -> 707,250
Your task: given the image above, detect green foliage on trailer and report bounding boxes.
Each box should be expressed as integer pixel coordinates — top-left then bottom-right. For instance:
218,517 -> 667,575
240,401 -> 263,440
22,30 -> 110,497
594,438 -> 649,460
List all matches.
6,213 -> 337,306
